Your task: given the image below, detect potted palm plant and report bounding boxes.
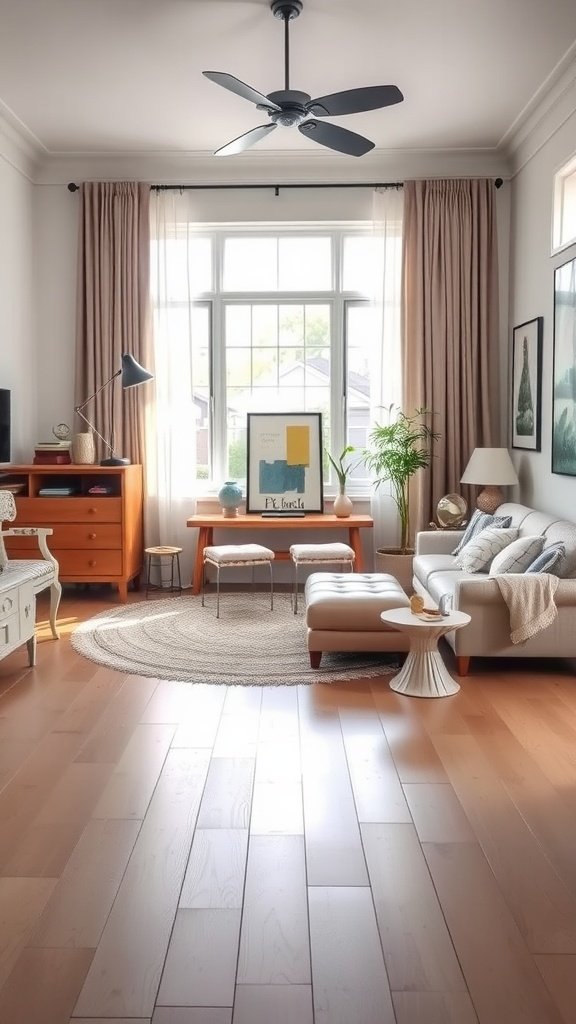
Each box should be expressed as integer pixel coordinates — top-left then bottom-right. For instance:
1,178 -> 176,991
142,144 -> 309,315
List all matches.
362,406 -> 438,590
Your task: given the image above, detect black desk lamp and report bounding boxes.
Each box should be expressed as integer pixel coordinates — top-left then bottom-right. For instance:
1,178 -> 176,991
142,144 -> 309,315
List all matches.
74,353 -> 153,466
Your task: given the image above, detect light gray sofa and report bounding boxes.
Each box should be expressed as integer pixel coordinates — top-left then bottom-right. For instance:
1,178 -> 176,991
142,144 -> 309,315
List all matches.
412,502 -> 576,675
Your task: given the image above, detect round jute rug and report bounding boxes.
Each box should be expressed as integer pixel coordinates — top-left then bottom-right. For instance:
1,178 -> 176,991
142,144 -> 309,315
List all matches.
70,593 -> 397,686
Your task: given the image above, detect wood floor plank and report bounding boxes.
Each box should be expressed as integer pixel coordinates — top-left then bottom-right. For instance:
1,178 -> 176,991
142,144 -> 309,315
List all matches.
299,691 -> 368,886
157,908 -> 241,1006
237,835 -> 310,984
70,1019 -> 149,1024
339,710 -> 412,823
308,886 -> 395,1024
152,1008 -> 231,1023
179,829 -> 248,909
233,984 -> 313,1024
0,946 -> 94,1024
75,675 -> 160,764
0,877 -> 56,989
250,781 -> 303,834
402,783 -> 476,843
535,955 -> 576,1024
196,757 -> 254,829
50,668 -> 126,735
423,842 -> 565,1024
212,686 -> 263,758
31,818 -> 141,948
392,990 -> 478,1024
362,823 -> 467,992
73,748 -> 210,1019
433,733 -> 576,953
2,761 -> 111,877
92,723 -> 175,819
170,687 -> 227,748
372,689 -> 449,783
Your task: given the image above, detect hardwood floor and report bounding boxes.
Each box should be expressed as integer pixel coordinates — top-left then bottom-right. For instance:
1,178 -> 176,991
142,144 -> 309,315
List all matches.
1,587 -> 576,1023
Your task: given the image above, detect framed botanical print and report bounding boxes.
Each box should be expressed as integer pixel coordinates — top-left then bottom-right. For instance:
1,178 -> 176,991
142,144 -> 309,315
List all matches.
246,412 -> 323,513
553,256 -> 576,475
511,316 -> 543,451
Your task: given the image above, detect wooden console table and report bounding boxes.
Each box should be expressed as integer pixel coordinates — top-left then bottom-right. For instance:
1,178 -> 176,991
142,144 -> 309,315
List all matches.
186,512 -> 374,595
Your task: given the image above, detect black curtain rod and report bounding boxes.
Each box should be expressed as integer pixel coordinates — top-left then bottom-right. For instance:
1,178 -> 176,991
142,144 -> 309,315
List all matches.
68,178 -> 503,193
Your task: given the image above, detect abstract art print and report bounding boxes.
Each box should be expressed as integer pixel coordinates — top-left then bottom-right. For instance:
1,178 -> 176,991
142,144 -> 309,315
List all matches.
553,256 -> 576,476
246,412 -> 323,512
511,317 -> 542,451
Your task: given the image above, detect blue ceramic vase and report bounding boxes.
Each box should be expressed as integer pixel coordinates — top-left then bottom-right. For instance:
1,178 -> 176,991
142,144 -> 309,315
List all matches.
218,480 -> 243,518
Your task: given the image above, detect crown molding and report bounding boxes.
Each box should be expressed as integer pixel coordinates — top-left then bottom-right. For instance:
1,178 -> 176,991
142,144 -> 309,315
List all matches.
501,44 -> 576,170
0,101 -> 44,180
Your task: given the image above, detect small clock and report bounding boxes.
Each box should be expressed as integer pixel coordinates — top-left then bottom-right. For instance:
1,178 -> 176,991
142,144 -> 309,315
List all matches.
52,423 -> 71,442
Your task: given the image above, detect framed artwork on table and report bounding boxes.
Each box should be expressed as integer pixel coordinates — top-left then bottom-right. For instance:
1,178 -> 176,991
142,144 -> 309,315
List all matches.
511,316 -> 543,451
246,412 -> 324,513
553,256 -> 576,475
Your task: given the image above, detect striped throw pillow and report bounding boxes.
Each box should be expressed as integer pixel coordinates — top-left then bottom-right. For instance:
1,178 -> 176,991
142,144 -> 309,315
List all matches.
525,542 -> 566,575
455,527 -> 518,573
489,535 -> 545,575
451,509 -> 513,556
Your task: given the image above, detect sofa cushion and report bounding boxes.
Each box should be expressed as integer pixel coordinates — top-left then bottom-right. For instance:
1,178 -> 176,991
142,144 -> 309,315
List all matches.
489,535 -> 545,575
413,553 -> 460,590
525,542 -> 566,575
455,527 -> 518,573
451,509 -> 513,556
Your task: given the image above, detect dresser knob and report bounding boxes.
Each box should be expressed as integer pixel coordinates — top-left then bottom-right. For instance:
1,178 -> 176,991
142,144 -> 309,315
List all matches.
88,560 -> 96,567
88,533 -> 96,540
88,507 -> 97,514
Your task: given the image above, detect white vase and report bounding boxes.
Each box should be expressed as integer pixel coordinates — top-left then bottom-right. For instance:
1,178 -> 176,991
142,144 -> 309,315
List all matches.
333,486 -> 353,518
72,432 -> 96,464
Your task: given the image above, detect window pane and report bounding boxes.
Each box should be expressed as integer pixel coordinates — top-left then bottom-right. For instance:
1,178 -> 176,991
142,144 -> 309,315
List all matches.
278,237 -> 332,290
252,305 -> 278,346
223,237 -> 277,290
304,305 -> 330,352
346,302 -> 373,476
225,305 -> 251,347
226,348 -> 252,387
342,235 -> 383,295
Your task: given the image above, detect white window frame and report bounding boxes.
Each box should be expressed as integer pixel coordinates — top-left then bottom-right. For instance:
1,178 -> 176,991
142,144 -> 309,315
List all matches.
552,153 -> 576,255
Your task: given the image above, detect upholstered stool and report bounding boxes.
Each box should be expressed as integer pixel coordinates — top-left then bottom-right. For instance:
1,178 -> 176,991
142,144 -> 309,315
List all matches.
201,543 -> 275,618
304,572 -> 411,668
145,546 -> 183,598
290,542 -> 355,613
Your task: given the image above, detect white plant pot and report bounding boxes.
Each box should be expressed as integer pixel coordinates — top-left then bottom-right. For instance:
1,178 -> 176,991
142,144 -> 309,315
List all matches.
333,489 -> 353,518
375,548 -> 415,594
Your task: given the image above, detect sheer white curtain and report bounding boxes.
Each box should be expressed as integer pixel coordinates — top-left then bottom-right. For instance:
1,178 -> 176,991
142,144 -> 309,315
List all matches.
146,190 -> 200,587
369,186 -> 404,552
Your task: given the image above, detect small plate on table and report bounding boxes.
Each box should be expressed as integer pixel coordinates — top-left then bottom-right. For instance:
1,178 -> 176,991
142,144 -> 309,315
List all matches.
415,611 -> 447,622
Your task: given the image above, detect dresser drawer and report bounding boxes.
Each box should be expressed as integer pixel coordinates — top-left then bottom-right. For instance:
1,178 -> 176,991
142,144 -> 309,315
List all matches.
6,524 -> 122,552
0,586 -> 19,620
58,550 -> 123,576
17,497 -> 122,524
0,612 -> 19,652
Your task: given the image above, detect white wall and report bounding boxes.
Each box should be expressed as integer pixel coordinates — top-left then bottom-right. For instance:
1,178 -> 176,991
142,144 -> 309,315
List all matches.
0,122 -> 37,461
508,70 -> 576,513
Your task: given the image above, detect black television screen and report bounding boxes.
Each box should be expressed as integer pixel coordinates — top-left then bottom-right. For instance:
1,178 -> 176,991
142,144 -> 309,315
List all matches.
0,389 -> 11,463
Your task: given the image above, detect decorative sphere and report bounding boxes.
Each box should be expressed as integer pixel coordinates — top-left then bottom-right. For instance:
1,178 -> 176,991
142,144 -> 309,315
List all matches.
436,493 -> 468,528
218,480 -> 243,518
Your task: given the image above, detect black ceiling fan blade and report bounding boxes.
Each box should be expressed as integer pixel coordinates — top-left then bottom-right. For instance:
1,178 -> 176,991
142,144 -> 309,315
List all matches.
203,72 -> 281,111
214,123 -> 278,157
307,85 -> 404,117
298,120 -> 374,157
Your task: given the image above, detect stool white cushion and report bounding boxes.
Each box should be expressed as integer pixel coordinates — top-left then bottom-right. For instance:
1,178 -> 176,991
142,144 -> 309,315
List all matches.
290,542 -> 354,562
204,544 -> 275,564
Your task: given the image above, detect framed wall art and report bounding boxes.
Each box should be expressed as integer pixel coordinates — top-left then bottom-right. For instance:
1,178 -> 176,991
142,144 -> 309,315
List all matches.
553,256 -> 576,476
511,316 -> 543,451
246,412 -> 323,513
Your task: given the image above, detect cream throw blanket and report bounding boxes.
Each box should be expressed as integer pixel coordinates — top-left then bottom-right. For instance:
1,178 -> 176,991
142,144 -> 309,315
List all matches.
494,573 -> 558,644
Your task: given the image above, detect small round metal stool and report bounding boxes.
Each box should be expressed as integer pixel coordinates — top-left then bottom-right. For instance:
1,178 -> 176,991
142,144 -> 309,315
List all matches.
145,546 -> 183,598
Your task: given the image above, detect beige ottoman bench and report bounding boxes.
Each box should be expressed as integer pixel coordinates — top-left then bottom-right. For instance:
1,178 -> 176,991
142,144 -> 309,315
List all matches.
304,572 -> 411,668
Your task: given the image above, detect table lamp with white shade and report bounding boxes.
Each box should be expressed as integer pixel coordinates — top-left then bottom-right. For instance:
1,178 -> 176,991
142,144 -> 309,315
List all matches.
460,447 -> 518,514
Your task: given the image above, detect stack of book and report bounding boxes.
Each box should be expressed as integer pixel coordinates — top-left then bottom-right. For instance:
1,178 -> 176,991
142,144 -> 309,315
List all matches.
33,440 -> 71,465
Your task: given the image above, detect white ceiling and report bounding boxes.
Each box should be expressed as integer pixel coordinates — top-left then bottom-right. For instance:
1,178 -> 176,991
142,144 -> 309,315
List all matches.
1,0 -> 576,160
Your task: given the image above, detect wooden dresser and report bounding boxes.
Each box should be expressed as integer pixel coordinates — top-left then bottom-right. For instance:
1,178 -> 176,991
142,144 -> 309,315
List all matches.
1,465 -> 143,601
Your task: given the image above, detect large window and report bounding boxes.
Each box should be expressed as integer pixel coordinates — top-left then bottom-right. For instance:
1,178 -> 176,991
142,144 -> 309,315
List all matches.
151,227 -> 397,491
553,154 -> 576,253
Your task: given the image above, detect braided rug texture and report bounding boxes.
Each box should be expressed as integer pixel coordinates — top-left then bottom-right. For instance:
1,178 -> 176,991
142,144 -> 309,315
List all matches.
71,593 -> 397,686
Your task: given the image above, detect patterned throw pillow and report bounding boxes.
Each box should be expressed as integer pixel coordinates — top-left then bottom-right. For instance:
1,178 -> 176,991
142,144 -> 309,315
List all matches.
489,535 -> 545,575
451,509 -> 513,556
454,527 -> 518,573
525,542 -> 566,575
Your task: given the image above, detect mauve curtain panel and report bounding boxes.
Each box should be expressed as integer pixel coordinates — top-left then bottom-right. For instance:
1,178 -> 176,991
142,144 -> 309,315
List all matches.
74,181 -> 152,466
402,178 -> 499,532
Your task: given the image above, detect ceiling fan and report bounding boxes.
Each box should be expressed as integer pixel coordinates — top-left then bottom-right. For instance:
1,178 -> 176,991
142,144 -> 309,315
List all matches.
203,0 -> 403,158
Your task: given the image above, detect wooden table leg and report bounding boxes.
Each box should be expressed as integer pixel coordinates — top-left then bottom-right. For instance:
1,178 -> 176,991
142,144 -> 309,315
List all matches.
192,527 -> 210,595
348,526 -> 364,571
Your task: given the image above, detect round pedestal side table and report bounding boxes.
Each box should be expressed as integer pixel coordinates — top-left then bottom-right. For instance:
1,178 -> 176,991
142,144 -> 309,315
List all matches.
380,608 -> 471,698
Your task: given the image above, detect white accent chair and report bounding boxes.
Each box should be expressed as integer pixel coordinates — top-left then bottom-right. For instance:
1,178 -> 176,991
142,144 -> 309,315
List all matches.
0,490 -> 62,641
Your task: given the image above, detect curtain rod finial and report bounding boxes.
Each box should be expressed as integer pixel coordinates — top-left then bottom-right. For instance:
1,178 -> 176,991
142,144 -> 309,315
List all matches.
67,182 -> 79,192
495,177 -> 503,189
